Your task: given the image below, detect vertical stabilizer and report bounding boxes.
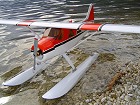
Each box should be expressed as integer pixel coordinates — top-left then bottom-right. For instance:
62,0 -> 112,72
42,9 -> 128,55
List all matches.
83,4 -> 94,22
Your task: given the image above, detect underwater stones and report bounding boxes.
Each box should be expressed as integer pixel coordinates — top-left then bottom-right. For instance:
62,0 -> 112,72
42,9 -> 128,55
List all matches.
97,53 -> 116,63
120,93 -> 125,100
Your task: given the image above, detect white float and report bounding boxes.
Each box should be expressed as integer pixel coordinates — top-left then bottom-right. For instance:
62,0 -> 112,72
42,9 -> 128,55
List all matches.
2,62 -> 46,86
42,53 -> 99,99
2,57 -> 57,86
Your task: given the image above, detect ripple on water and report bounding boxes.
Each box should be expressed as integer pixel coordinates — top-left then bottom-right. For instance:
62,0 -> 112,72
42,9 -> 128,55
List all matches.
69,1 -> 80,3
0,49 -> 7,57
40,14 -> 57,19
0,25 -> 7,30
64,4 -> 82,7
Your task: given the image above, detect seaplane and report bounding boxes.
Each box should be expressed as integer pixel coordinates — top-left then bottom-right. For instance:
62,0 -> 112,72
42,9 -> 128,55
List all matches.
0,4 -> 140,99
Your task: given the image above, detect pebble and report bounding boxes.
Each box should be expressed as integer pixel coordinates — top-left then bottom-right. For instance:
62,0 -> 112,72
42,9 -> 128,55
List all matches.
120,87 -> 125,93
117,90 -> 122,96
113,103 -> 116,105
120,94 -> 125,99
107,101 -> 112,105
136,96 -> 140,99
124,95 -> 130,102
95,99 -> 100,103
93,103 -> 98,105
128,85 -> 133,91
85,99 -> 92,103
124,84 -> 128,92
127,82 -> 131,85
76,102 -> 82,105
128,93 -> 133,97
101,97 -> 107,103
132,85 -> 138,89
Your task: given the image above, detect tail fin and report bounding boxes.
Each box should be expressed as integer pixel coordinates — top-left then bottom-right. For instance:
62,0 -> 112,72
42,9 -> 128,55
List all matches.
83,4 -> 94,22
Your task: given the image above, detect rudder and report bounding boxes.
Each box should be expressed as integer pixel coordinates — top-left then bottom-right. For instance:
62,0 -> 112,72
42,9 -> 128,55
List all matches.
83,4 -> 94,22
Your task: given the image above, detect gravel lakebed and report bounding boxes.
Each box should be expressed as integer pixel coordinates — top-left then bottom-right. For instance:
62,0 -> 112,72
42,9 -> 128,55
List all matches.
0,32 -> 140,105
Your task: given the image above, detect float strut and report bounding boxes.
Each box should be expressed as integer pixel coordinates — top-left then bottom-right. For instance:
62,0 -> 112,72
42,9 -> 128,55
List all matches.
63,53 -> 76,72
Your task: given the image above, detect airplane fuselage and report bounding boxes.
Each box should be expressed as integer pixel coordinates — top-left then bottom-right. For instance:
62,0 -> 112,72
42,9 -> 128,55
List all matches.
31,28 -> 88,62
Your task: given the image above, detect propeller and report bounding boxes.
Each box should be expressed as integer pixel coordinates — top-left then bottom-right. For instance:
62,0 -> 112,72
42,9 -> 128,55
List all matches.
27,26 -> 40,70
33,37 -> 38,70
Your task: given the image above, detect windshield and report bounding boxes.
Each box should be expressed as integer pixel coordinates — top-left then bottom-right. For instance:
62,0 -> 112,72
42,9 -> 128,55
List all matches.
43,28 -> 51,37
43,28 -> 61,38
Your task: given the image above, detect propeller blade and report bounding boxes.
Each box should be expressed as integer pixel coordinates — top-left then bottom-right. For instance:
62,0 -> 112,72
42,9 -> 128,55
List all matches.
27,26 -> 40,70
33,37 -> 38,70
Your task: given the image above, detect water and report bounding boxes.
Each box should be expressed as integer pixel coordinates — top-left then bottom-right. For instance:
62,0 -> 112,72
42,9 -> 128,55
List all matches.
0,0 -> 140,105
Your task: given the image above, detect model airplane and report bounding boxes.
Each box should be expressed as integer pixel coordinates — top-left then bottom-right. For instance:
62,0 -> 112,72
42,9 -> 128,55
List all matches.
0,4 -> 140,99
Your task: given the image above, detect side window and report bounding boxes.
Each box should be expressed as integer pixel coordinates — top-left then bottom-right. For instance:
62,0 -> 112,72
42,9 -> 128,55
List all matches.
54,29 -> 64,40
69,30 -> 74,37
48,28 -> 55,37
47,28 -> 58,37
43,28 -> 63,40
57,30 -> 63,40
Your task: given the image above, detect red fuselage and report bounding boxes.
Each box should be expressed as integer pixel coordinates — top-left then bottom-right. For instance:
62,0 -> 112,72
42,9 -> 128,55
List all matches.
31,28 -> 77,54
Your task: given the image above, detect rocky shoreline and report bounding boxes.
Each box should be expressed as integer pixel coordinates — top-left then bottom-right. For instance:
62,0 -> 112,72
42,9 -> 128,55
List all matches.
82,60 -> 140,105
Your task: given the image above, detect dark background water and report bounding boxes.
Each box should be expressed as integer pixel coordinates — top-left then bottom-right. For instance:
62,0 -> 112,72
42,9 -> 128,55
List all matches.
0,0 -> 140,22
0,0 -> 140,104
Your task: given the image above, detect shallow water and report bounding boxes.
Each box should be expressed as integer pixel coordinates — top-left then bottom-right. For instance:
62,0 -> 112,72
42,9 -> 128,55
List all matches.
0,0 -> 140,105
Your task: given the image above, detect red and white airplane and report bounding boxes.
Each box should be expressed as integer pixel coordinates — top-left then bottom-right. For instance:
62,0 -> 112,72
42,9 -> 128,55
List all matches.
0,4 -> 140,99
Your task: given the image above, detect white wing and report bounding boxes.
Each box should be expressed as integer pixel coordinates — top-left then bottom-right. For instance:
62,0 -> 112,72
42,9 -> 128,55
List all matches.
0,19 -> 81,29
0,19 -> 140,34
100,24 -> 140,34
79,23 -> 140,34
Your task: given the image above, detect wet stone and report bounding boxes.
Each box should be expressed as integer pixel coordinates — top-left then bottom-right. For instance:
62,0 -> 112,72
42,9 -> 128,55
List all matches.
101,97 -> 107,103
124,95 -> 131,102
132,85 -> 138,90
93,103 -> 98,105
85,99 -> 92,103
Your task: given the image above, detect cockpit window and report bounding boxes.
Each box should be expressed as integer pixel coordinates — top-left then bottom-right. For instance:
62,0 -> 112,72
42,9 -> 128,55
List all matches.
48,28 -> 60,37
43,28 -> 76,40
69,30 -> 75,37
43,28 -> 62,39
